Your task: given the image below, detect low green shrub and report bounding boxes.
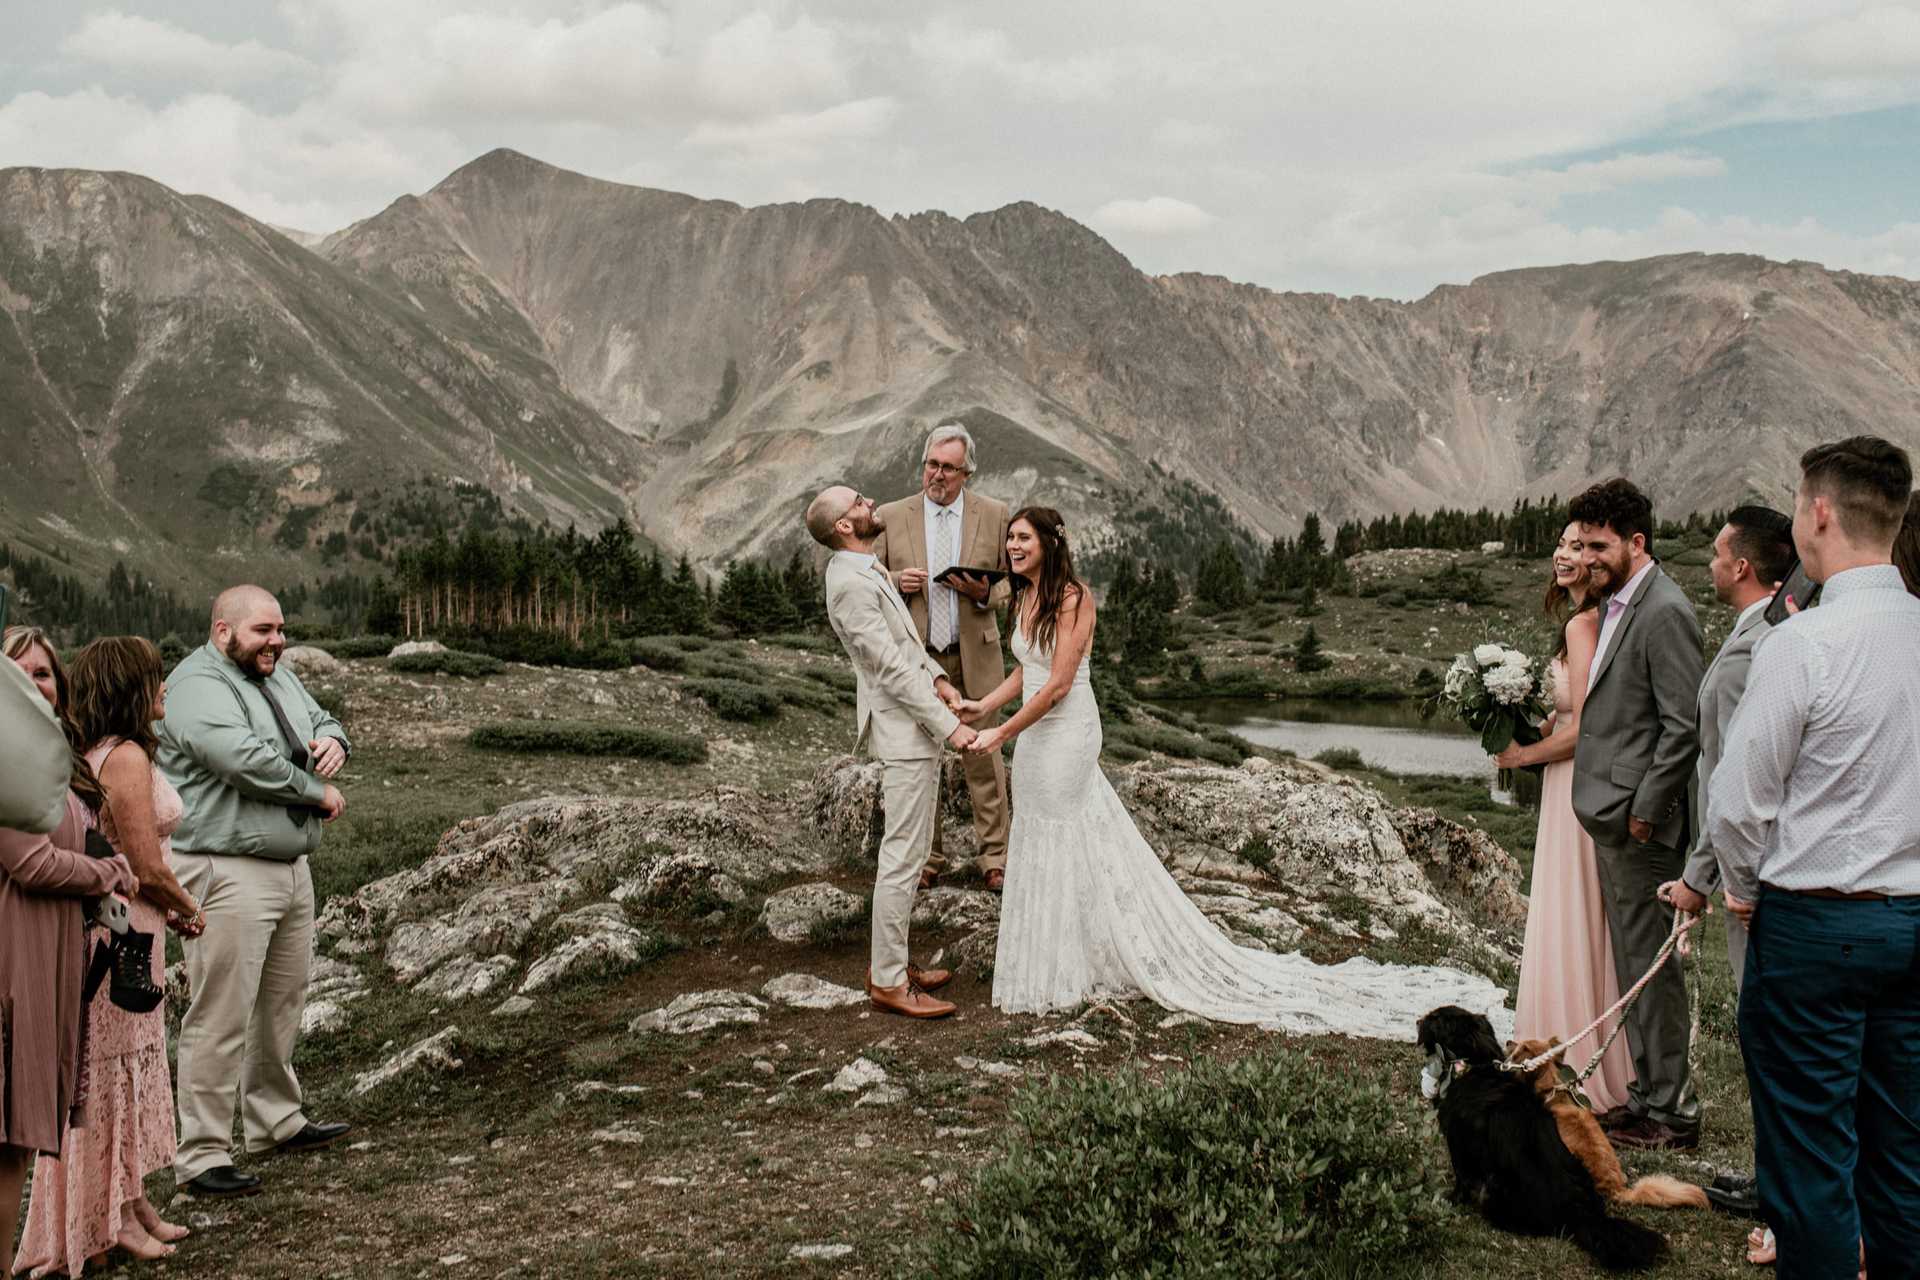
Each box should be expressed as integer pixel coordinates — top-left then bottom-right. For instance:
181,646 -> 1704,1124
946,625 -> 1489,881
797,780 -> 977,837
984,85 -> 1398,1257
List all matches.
468,721 -> 708,764
324,635 -> 400,659
309,686 -> 348,723
914,1046 -> 1449,1278
1315,746 -> 1365,769
628,638 -> 688,673
772,681 -> 841,713
390,650 -> 505,678
799,666 -> 857,694
670,635 -> 711,652
1102,741 -> 1148,763
684,677 -> 782,721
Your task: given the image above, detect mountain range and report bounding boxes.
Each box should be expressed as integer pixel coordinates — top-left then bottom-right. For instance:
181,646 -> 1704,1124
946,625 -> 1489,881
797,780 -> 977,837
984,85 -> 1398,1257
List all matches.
5,148 -> 1919,596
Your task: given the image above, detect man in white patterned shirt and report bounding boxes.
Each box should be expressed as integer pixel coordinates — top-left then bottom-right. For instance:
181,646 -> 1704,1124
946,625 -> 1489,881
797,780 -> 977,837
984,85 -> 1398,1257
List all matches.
1706,435 -> 1919,1280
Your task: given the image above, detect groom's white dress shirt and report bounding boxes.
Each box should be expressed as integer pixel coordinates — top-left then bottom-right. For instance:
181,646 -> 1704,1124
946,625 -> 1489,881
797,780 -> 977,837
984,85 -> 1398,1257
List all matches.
1589,557 -> 1657,692
923,491 -> 963,651
1707,564 -> 1920,901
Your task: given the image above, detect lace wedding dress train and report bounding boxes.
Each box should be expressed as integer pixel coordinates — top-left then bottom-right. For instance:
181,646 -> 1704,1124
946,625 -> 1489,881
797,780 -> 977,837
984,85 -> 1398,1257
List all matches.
992,626 -> 1514,1041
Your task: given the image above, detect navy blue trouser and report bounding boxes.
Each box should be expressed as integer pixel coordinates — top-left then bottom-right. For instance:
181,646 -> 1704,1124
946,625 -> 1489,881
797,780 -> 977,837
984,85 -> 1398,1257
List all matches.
1740,889 -> 1920,1280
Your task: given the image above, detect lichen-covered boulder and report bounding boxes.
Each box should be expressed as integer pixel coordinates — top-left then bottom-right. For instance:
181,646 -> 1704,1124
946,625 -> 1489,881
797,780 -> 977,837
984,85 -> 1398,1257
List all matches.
519,906 -> 665,995
759,882 -> 866,944
629,990 -> 766,1035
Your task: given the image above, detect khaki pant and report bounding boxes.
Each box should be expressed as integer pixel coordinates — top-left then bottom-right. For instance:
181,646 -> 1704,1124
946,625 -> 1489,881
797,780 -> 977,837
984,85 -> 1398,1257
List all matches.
926,649 -> 1010,874
871,756 -> 940,988
172,853 -> 314,1180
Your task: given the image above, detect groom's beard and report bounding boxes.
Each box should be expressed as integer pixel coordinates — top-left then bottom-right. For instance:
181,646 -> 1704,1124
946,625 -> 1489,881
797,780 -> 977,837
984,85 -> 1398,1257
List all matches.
1590,549 -> 1632,596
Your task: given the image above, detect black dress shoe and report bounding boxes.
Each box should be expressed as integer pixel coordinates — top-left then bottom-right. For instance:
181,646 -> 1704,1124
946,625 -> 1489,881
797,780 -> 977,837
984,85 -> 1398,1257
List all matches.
181,1166 -> 263,1198
276,1121 -> 353,1154
1713,1170 -> 1755,1194
1705,1183 -> 1762,1218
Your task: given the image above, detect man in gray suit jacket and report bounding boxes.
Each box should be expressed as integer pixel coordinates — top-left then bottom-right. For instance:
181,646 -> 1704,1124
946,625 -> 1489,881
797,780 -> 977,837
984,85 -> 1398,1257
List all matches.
1657,505 -> 1793,1217
1569,478 -> 1705,1151
1662,507 -> 1795,989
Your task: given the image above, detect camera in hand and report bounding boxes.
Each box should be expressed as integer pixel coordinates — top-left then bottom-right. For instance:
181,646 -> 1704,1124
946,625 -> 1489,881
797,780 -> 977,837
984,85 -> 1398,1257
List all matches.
79,829 -> 166,1013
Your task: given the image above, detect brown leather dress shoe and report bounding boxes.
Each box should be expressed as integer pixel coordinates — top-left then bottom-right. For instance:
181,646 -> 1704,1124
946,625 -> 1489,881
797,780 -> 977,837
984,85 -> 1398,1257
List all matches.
1607,1117 -> 1699,1151
907,965 -> 952,991
1593,1105 -> 1636,1131
983,868 -> 1005,893
866,973 -> 956,1019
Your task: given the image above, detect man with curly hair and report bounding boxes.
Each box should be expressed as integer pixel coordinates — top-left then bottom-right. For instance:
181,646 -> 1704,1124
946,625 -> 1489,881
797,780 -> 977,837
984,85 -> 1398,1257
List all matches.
1568,477 -> 1705,1153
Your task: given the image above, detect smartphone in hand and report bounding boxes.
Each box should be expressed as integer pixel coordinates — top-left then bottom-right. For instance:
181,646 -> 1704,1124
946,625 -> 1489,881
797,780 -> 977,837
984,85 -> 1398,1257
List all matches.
1764,559 -> 1820,626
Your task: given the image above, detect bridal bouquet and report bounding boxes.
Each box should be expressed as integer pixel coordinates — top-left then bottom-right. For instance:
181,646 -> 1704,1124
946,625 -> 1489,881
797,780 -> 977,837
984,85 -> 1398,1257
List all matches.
1428,641 -> 1550,756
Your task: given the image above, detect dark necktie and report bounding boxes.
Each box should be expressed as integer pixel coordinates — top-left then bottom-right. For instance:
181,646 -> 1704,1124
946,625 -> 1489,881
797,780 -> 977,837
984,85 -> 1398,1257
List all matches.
247,673 -> 316,826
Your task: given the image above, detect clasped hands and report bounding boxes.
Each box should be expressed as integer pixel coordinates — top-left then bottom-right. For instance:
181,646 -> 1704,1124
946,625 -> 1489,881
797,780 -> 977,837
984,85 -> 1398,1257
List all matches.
936,678 -> 1005,755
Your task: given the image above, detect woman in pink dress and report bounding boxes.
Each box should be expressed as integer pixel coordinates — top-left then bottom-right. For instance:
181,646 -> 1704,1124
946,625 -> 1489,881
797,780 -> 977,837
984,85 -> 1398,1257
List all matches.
15,637 -> 203,1277
1491,523 -> 1635,1115
2,629 -> 137,1279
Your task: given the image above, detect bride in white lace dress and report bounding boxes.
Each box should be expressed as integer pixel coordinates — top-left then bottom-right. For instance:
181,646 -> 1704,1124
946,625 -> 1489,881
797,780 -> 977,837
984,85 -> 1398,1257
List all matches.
956,507 -> 1513,1042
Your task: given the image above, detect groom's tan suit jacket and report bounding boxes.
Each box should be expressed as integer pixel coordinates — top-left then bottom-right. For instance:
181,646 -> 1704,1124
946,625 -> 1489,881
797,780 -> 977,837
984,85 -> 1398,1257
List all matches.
869,492 -> 1012,700
823,552 -> 959,760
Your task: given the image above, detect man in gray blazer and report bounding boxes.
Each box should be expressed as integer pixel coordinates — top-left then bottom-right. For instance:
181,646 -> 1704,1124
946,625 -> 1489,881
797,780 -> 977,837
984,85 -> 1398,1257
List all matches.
1658,504 -> 1793,1217
1569,478 -> 1705,1151
1662,506 -> 1795,985
806,485 -> 975,1019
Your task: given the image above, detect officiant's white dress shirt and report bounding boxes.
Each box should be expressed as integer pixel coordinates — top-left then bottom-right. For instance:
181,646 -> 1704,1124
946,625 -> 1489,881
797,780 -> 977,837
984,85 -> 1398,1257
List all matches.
1707,564 -> 1920,901
923,490 -> 964,648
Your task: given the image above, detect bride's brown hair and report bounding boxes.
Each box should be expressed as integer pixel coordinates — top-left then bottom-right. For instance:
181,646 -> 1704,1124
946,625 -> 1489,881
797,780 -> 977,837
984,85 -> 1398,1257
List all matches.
1008,507 -> 1085,654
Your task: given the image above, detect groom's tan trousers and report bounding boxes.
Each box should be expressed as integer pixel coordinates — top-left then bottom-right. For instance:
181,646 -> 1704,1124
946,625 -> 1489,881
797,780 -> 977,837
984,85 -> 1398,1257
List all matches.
872,755 -> 941,988
172,852 -> 315,1180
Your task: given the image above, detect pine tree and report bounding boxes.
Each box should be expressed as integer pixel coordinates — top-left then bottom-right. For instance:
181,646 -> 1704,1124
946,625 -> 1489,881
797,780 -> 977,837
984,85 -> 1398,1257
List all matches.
1293,623 -> 1330,673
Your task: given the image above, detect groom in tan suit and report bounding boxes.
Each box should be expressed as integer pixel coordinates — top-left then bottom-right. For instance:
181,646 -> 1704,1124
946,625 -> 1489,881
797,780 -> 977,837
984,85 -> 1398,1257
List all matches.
871,423 -> 1013,891
807,485 -> 973,1019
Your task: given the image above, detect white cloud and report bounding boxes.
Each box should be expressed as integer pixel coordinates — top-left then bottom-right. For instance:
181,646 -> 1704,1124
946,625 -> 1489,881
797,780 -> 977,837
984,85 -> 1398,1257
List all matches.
1091,196 -> 1217,236
8,2 -> 1920,293
685,96 -> 896,160
61,11 -> 313,85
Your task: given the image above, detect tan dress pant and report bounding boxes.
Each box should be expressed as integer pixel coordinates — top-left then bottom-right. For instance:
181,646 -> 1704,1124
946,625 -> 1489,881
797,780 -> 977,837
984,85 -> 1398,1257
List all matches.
871,756 -> 940,988
926,649 -> 1010,874
171,853 -> 314,1180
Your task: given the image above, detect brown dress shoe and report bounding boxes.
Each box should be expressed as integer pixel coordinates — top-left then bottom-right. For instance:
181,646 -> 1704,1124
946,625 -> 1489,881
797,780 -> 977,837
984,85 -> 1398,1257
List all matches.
1607,1117 -> 1699,1151
1592,1105 -> 1636,1131
983,868 -> 1005,893
907,965 -> 952,992
866,973 -> 956,1019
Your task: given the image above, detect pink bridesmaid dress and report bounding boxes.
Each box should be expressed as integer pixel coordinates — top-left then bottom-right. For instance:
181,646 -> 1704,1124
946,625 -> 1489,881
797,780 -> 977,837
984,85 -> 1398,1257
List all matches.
15,741 -> 182,1278
1513,657 -> 1634,1113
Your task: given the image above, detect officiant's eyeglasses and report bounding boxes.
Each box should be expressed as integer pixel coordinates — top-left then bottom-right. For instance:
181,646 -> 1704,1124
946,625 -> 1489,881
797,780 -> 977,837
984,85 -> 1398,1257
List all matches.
923,461 -> 969,478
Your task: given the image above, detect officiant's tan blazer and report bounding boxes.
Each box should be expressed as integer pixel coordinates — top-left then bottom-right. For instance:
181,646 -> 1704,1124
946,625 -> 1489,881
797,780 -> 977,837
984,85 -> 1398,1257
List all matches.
869,491 -> 1013,699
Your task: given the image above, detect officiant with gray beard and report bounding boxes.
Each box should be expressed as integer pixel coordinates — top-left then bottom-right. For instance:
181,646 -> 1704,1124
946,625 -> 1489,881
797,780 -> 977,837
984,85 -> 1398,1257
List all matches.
871,424 -> 1013,892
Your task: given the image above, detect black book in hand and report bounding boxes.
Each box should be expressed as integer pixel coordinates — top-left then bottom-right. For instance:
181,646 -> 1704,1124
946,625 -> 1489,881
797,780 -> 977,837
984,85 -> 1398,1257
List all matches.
931,566 -> 1015,589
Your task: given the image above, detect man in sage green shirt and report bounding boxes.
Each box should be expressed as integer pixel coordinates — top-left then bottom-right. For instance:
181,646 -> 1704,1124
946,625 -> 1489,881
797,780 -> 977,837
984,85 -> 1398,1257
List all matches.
158,585 -> 353,1196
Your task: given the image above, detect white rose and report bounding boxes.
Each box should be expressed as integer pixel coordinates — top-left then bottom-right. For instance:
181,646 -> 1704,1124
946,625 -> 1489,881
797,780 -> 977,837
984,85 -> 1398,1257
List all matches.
1499,647 -> 1529,669
1473,643 -> 1505,667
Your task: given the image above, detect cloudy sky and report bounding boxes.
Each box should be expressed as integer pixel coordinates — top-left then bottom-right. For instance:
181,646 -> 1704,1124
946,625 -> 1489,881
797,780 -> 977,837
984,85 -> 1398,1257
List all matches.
4,1 -> 1920,298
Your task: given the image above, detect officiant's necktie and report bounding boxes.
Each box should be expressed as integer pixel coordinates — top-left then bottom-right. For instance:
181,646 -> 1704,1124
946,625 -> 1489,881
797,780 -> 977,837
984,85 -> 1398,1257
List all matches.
930,507 -> 956,650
